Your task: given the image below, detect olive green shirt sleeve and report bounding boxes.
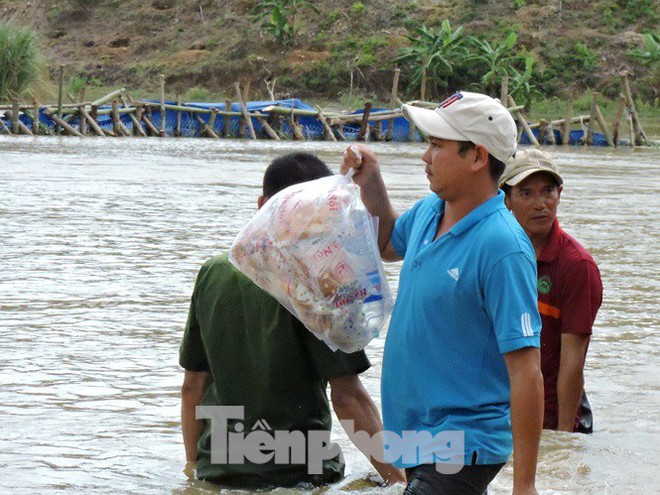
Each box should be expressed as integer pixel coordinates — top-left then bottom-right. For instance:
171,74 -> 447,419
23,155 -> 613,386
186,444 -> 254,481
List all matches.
179,280 -> 210,373
299,323 -> 371,380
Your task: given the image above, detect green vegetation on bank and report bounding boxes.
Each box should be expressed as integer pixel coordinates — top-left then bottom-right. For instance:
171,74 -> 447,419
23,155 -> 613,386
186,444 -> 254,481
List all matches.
0,0 -> 657,117
0,22 -> 41,100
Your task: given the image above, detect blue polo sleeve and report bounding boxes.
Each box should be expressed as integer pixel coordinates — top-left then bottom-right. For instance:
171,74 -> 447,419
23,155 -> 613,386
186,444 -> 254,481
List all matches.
391,195 -> 430,258
484,252 -> 541,354
391,211 -> 412,258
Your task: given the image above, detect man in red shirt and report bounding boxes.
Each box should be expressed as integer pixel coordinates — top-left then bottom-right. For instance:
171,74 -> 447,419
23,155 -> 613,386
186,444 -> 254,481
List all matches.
500,149 -> 602,433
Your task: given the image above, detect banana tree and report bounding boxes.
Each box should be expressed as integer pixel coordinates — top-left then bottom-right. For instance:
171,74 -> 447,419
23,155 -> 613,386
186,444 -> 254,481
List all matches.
628,32 -> 660,65
248,0 -> 319,46
509,56 -> 541,112
396,20 -> 467,100
467,32 -> 521,95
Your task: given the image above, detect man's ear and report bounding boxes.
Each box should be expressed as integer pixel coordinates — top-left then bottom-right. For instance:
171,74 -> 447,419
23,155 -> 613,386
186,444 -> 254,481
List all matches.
257,195 -> 267,210
504,193 -> 511,210
557,184 -> 563,203
471,144 -> 490,171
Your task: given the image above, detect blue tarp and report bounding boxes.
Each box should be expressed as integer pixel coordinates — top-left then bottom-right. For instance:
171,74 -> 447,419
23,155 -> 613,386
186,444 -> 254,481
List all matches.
3,99 -> 607,145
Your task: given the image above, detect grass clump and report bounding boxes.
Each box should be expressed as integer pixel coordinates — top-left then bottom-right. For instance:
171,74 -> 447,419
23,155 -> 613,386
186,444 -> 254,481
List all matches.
0,22 -> 42,101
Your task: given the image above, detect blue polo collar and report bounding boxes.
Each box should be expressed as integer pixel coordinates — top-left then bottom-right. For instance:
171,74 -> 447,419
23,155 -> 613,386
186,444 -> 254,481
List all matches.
430,191 -> 506,237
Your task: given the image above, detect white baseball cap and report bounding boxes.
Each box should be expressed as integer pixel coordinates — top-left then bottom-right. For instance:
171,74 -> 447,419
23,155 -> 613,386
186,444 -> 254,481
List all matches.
402,91 -> 517,163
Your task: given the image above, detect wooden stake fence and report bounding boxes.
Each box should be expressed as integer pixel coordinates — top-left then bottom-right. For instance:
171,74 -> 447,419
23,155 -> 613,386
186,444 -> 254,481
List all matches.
1,74 -> 653,147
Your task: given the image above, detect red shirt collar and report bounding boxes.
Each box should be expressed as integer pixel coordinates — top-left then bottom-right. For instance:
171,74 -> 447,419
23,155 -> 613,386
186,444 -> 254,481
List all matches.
537,219 -> 562,263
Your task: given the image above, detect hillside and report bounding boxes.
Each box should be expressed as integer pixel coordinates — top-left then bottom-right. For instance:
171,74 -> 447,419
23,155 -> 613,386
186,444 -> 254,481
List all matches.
0,0 -> 658,107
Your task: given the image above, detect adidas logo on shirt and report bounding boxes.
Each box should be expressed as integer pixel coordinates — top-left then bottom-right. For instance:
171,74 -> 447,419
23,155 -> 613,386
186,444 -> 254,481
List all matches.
447,268 -> 460,281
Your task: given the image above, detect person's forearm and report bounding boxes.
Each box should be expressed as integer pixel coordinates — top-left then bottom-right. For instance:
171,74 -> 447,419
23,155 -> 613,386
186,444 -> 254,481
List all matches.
330,377 -> 405,484
557,365 -> 584,431
358,173 -> 398,256
182,391 -> 204,462
335,398 -> 405,484
505,348 -> 544,494
510,368 -> 543,492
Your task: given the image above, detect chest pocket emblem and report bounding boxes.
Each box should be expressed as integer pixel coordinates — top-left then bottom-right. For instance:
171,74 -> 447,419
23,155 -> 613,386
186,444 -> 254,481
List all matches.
538,275 -> 552,294
447,268 -> 460,281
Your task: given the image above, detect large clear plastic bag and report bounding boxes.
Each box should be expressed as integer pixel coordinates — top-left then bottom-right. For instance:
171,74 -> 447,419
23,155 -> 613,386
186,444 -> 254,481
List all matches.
229,172 -> 393,353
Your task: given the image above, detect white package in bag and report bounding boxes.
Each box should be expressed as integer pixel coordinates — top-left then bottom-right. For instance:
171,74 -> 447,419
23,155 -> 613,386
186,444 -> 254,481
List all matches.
228,171 -> 393,353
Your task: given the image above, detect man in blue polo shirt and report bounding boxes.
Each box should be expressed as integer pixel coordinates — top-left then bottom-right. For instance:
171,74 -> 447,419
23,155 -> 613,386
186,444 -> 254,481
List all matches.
341,92 -> 544,495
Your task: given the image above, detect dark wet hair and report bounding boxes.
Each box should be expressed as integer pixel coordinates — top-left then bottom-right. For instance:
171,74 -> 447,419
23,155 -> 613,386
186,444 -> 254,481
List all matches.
262,152 -> 333,198
456,141 -> 506,182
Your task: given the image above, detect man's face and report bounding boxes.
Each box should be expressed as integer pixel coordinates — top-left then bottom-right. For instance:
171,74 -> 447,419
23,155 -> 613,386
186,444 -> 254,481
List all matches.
421,138 -> 476,199
505,172 -> 562,238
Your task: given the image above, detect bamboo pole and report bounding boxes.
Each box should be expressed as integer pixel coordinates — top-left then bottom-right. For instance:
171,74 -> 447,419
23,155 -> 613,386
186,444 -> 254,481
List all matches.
268,111 -> 285,140
208,107 -> 217,134
372,121 -> 383,141
120,95 -> 147,137
78,105 -> 86,135
586,92 -> 599,146
223,100 -> 232,137
111,100 -> 121,136
611,94 -> 626,146
626,108 -> 635,147
334,110 -> 403,124
562,95 -> 573,145
45,110 -> 84,137
11,100 -> 20,135
141,110 -> 160,136
408,119 -> 416,142
135,105 -> 145,135
334,125 -> 347,141
159,74 -> 166,136
194,113 -> 219,138
175,94 -> 182,137
139,101 -> 212,114
234,82 -> 256,139
539,119 -> 555,145
0,117 -> 10,135
315,105 -> 336,142
620,72 -> 647,145
0,102 -> 85,111
390,68 -> 400,108
23,105 -> 48,136
17,120 -> 34,136
500,76 -> 509,107
283,115 -> 304,140
90,104 -> 99,134
593,103 -> 614,146
32,98 -> 39,135
385,117 -> 394,141
261,104 -> 340,119
508,95 -> 539,146
357,101 -> 372,141
48,103 -> 140,117
57,66 -> 64,135
79,105 -> 105,136
112,100 -> 131,136
92,88 -> 125,107
254,116 -> 280,140
528,115 -> 591,130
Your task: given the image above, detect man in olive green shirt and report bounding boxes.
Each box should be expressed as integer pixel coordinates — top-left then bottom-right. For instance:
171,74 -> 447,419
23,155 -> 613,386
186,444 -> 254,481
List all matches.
180,152 -> 404,489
